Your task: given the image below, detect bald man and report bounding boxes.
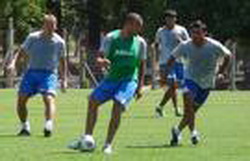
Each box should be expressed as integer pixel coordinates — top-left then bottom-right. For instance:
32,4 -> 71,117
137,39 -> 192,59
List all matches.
6,14 -> 67,137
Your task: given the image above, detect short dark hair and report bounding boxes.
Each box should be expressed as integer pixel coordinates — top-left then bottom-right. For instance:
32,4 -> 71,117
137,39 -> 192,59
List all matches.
189,20 -> 207,31
164,9 -> 177,17
125,12 -> 143,26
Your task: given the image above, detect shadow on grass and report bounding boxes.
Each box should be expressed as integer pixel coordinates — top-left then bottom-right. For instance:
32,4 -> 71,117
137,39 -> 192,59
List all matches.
0,134 -> 17,138
123,115 -> 156,119
49,150 -> 99,156
126,144 -> 177,149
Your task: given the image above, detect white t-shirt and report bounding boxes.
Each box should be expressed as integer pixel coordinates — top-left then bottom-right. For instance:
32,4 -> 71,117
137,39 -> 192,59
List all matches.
171,37 -> 231,89
155,24 -> 189,65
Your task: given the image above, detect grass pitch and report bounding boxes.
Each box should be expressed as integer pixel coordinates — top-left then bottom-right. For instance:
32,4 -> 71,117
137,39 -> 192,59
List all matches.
0,89 -> 250,161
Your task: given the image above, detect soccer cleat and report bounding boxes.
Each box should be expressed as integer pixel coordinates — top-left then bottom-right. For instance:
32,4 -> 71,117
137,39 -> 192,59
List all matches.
44,128 -> 52,137
191,131 -> 200,145
68,135 -> 96,152
103,144 -> 112,154
155,107 -> 165,117
79,136 -> 96,152
170,127 -> 181,146
68,139 -> 81,150
17,129 -> 31,136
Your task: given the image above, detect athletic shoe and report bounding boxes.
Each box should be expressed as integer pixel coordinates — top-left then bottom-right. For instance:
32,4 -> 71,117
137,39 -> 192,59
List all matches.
17,129 -> 31,136
68,135 -> 96,152
103,144 -> 112,154
191,130 -> 200,145
44,128 -> 52,137
155,106 -> 165,117
170,126 -> 181,146
68,139 -> 81,150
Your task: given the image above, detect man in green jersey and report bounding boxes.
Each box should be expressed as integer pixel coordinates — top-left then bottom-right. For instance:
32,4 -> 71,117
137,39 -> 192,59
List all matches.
68,13 -> 147,154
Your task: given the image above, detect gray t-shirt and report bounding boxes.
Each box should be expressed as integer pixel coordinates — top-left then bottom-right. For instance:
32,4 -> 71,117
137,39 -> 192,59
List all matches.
155,24 -> 189,65
21,31 -> 66,72
171,37 -> 231,89
100,31 -> 147,61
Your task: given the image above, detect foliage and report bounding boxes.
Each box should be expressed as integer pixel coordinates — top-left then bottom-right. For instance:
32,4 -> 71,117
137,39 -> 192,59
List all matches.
0,0 -> 46,43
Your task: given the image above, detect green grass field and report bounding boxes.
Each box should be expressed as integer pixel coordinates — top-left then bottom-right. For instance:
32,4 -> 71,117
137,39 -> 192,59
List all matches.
0,89 -> 250,161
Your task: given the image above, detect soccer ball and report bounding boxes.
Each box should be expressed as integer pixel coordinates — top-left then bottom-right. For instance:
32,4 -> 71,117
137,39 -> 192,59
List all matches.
79,135 -> 96,152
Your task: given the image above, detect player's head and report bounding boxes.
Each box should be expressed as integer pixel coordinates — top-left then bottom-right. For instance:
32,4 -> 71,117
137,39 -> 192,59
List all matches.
189,20 -> 207,45
42,14 -> 57,35
123,12 -> 143,36
164,9 -> 177,28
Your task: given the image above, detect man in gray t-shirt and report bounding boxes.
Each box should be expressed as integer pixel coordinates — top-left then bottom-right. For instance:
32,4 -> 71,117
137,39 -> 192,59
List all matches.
6,14 -> 67,137
154,9 -> 190,118
166,20 -> 231,146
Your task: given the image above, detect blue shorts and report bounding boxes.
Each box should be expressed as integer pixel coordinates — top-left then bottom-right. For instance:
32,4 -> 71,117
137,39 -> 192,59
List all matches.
19,69 -> 58,97
90,79 -> 138,108
160,62 -> 184,87
184,79 -> 210,108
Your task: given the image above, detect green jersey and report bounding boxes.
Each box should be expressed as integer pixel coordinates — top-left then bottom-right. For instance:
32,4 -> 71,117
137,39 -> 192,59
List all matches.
100,30 -> 147,81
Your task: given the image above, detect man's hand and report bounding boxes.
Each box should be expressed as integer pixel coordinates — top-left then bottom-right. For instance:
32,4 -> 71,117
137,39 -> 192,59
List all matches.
4,60 -> 16,73
135,86 -> 143,101
96,57 -> 110,68
216,73 -> 226,84
60,79 -> 68,93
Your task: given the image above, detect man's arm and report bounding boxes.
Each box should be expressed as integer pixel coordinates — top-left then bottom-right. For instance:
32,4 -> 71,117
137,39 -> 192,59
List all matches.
96,51 -> 110,68
217,54 -> 231,77
216,41 -> 232,79
59,57 -> 67,92
135,59 -> 146,100
5,48 -> 28,71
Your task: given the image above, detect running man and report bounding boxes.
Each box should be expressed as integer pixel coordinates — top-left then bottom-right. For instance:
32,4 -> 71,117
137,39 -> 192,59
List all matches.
6,14 -> 67,137
154,9 -> 190,117
68,13 -> 147,154
166,20 -> 231,146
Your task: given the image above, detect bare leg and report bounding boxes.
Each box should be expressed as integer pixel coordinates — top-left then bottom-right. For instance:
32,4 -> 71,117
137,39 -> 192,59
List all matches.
17,95 -> 30,123
159,87 -> 174,108
105,101 -> 124,145
43,95 -> 56,121
172,82 -> 181,114
178,92 -> 195,132
85,98 -> 101,135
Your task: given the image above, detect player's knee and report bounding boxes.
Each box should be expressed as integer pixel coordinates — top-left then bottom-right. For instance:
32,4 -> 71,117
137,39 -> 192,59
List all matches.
43,95 -> 55,103
88,98 -> 100,111
17,96 -> 29,108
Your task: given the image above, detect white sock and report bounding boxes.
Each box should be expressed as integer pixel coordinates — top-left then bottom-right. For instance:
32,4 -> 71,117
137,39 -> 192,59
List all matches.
45,120 -> 53,131
82,134 -> 93,140
191,130 -> 199,137
174,126 -> 181,134
104,142 -> 112,147
21,121 -> 30,131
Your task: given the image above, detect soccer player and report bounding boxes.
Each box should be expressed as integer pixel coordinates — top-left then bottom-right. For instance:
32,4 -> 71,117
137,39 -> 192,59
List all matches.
154,9 -> 190,117
167,20 -> 231,146
6,14 -> 67,137
68,13 -> 147,154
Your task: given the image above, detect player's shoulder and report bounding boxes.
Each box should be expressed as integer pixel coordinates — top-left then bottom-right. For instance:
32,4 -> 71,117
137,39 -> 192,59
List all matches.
27,30 -> 42,39
106,29 -> 121,39
155,27 -> 165,34
136,35 -> 147,46
175,24 -> 188,32
206,37 -> 224,47
53,33 -> 65,45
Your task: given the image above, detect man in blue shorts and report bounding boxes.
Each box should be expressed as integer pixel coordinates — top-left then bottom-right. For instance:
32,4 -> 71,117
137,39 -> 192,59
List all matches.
165,20 -> 231,146
68,13 -> 147,154
6,14 -> 67,137
154,9 -> 189,117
